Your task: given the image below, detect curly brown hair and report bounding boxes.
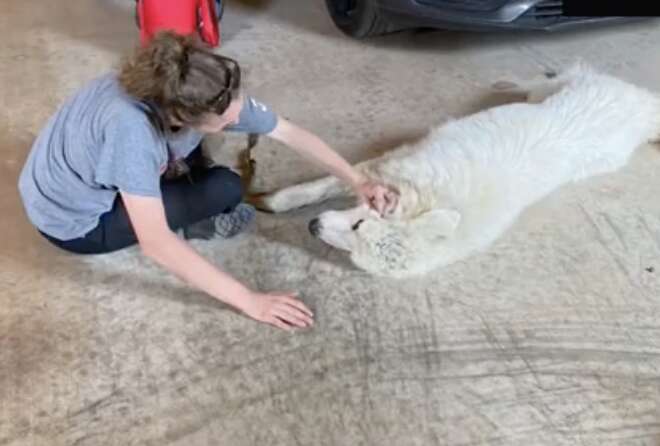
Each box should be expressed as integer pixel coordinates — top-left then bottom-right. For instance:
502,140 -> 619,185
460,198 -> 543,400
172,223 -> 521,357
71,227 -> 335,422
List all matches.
118,31 -> 241,127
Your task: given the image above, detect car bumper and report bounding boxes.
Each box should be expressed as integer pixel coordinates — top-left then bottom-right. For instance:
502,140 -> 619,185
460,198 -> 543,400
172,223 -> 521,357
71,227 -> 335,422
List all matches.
376,0 -> 635,31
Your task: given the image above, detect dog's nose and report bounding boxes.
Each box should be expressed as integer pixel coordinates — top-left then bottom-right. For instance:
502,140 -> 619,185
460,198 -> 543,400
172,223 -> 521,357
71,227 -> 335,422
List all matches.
308,218 -> 321,237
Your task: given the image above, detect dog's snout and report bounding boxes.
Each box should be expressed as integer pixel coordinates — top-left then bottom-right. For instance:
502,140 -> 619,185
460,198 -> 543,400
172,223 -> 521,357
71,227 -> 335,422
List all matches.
308,218 -> 321,237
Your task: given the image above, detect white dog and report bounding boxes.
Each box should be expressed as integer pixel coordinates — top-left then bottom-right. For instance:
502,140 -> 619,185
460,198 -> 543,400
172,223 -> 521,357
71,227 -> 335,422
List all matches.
257,65 -> 660,278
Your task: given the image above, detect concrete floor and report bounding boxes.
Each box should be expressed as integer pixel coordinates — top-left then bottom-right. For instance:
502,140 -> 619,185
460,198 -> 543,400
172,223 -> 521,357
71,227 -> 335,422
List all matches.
2,1 -> 660,445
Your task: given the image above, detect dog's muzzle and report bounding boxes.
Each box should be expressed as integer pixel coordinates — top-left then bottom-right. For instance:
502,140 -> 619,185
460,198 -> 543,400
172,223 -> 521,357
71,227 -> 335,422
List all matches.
308,218 -> 321,237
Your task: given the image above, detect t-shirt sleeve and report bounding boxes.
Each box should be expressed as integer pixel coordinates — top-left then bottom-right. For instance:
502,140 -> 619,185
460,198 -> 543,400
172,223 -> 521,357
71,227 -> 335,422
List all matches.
95,111 -> 165,198
225,96 -> 278,134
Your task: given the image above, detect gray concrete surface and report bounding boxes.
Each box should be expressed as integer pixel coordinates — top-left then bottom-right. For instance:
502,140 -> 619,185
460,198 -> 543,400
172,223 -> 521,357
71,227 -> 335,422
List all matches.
2,1 -> 660,445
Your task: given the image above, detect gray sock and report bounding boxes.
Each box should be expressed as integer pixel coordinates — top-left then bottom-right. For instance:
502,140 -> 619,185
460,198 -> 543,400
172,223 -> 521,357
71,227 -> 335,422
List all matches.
213,203 -> 256,239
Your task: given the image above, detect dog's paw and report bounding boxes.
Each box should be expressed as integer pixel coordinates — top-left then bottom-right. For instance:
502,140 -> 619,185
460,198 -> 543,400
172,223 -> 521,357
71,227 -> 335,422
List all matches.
250,187 -> 309,214
246,193 -> 273,213
245,191 -> 282,214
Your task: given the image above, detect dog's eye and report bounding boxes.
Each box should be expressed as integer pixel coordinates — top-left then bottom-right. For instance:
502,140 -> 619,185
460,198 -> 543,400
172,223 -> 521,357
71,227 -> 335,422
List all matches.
352,219 -> 365,231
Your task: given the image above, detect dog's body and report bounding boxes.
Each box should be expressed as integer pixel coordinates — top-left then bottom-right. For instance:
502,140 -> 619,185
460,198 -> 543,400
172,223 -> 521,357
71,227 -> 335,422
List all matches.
258,65 -> 660,278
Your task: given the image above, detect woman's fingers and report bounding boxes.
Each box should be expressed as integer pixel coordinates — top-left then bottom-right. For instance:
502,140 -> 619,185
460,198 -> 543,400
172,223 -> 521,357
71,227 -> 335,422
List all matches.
374,197 -> 386,214
374,188 -> 398,216
269,317 -> 294,332
272,296 -> 313,327
273,307 -> 310,328
372,187 -> 394,215
278,302 -> 314,326
277,294 -> 314,318
255,292 -> 315,331
384,190 -> 399,214
366,192 -> 384,214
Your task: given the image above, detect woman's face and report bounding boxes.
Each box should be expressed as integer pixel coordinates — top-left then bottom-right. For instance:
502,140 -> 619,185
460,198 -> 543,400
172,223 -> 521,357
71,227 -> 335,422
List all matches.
193,95 -> 244,134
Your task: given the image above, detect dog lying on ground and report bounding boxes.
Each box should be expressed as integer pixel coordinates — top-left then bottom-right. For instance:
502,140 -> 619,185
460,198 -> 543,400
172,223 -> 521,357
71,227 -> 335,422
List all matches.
253,64 -> 660,278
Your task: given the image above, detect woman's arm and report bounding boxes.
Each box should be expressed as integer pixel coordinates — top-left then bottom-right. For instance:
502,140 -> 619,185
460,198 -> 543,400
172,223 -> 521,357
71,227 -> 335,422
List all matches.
268,118 -> 364,187
121,192 -> 313,330
267,117 -> 398,214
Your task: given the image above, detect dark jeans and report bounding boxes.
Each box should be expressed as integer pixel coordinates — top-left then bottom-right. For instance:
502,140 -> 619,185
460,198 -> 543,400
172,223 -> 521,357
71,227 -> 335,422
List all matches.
42,164 -> 243,255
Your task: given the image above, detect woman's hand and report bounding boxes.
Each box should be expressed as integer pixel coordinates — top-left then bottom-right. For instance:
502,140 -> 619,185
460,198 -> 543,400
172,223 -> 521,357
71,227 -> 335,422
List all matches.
239,290 -> 314,331
355,180 -> 399,216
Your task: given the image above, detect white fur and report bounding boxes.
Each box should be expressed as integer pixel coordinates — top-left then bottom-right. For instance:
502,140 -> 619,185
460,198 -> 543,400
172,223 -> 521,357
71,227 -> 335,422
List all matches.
261,65 -> 660,278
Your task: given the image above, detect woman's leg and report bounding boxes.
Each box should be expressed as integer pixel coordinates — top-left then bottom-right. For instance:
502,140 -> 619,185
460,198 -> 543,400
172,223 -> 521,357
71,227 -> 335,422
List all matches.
43,165 -> 244,254
161,165 -> 243,228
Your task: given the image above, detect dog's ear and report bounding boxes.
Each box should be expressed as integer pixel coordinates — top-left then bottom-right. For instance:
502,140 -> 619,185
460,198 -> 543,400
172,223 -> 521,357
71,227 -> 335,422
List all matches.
411,208 -> 461,237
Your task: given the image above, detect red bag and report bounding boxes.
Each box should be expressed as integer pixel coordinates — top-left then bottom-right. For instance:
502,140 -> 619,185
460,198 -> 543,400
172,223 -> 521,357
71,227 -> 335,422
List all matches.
136,0 -> 220,47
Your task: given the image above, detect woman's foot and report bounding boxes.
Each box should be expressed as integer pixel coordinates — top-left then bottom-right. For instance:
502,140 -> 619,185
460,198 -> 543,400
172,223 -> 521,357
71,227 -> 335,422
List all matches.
213,203 -> 256,238
182,203 -> 256,241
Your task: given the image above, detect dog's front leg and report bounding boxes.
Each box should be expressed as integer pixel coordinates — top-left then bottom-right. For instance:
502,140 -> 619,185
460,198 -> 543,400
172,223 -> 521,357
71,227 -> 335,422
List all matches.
250,155 -> 385,213
250,175 -> 350,213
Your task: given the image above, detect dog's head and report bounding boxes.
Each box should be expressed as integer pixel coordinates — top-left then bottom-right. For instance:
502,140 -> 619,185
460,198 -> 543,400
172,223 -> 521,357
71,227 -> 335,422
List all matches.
308,201 -> 461,277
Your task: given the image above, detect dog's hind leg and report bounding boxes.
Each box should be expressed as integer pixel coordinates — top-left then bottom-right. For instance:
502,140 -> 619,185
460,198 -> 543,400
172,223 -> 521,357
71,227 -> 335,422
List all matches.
249,175 -> 350,213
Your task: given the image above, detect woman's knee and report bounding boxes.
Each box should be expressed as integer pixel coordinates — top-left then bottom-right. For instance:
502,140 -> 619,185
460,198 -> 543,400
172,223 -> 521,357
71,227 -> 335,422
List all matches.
202,167 -> 243,211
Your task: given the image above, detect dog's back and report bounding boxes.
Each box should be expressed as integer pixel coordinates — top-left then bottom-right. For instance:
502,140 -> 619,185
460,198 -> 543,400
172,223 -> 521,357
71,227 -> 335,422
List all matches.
416,65 -> 660,206
396,65 -> 660,269
535,65 -> 660,181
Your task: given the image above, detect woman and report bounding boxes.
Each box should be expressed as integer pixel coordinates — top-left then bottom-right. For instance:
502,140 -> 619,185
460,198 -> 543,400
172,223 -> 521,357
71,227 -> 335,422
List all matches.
18,32 -> 397,331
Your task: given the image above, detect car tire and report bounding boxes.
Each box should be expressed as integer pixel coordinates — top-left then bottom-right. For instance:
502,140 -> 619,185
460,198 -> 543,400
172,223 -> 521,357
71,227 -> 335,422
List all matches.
324,0 -> 399,38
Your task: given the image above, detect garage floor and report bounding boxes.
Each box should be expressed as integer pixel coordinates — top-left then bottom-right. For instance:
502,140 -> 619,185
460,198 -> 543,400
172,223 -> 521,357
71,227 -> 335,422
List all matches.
2,1 -> 660,445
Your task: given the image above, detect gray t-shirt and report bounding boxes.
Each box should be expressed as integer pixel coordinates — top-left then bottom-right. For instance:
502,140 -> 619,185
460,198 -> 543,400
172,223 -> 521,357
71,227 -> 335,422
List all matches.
18,73 -> 278,240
